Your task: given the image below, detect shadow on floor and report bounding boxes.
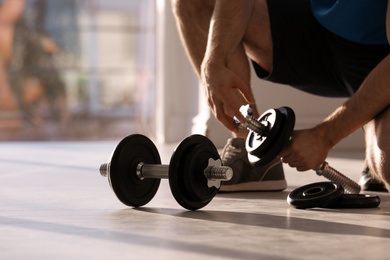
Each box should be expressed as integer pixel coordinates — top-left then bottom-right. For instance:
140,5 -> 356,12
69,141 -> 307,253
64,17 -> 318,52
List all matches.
0,215 -> 281,260
133,206 -> 390,239
217,190 -> 290,201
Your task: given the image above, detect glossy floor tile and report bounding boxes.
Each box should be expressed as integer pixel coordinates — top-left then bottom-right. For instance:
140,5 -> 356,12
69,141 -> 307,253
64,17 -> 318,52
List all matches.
1,140 -> 389,259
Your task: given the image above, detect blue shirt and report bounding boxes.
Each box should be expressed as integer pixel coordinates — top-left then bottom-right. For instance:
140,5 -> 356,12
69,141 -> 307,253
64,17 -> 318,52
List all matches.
311,0 -> 388,45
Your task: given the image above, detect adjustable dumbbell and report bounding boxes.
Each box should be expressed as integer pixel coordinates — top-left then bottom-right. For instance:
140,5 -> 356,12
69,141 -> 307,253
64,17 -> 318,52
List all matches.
235,105 -> 361,194
234,105 -> 381,209
99,134 -> 233,210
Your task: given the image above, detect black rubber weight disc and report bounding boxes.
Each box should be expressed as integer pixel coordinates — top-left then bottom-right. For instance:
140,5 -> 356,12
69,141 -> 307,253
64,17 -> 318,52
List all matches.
169,135 -> 220,210
108,134 -> 161,207
324,194 -> 381,209
287,182 -> 344,209
247,107 -> 295,166
246,108 -> 283,156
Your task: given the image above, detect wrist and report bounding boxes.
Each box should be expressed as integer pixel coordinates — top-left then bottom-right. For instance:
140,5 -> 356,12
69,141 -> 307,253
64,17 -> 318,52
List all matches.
313,122 -> 339,150
202,49 -> 226,68
200,54 -> 226,80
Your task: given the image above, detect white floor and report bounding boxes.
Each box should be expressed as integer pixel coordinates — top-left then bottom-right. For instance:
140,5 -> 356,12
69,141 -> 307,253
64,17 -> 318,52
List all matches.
1,139 -> 389,260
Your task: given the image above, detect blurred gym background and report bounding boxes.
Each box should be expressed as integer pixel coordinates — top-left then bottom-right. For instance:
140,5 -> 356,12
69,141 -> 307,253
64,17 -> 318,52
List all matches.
0,0 -> 156,140
0,0 -> 363,151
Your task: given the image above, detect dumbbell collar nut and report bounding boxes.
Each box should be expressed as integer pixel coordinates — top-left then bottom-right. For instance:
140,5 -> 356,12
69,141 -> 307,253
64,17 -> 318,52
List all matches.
204,158 -> 233,188
238,104 -> 267,136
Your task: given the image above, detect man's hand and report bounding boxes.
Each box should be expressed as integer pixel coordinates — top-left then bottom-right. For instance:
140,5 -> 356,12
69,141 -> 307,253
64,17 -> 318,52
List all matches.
201,60 -> 255,132
279,127 -> 332,171
196,0 -> 256,132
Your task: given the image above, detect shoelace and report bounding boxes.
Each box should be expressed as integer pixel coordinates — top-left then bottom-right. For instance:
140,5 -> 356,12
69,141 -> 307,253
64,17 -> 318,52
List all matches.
221,144 -> 242,164
222,143 -> 282,181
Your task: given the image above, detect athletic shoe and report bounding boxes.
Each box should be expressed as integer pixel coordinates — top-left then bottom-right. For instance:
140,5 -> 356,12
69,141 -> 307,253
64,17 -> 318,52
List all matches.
359,165 -> 388,192
219,138 -> 287,192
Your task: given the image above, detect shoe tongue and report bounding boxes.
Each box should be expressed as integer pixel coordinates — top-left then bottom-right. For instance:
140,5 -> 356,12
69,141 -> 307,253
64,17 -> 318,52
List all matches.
229,138 -> 245,148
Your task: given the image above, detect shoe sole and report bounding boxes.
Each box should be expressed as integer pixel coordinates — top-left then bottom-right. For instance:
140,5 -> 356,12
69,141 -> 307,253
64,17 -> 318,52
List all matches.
219,179 -> 287,192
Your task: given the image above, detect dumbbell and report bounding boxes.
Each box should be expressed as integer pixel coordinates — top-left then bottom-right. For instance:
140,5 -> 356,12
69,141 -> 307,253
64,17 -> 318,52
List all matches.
99,134 -> 233,210
235,105 -> 361,194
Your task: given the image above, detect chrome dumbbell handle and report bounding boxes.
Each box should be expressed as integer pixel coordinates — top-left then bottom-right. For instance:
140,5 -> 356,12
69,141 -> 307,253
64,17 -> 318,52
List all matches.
100,158 -> 233,189
315,161 -> 361,194
234,105 -> 269,136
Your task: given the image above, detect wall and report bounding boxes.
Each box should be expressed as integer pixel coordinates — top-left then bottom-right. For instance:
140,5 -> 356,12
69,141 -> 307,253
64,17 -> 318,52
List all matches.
155,0 -> 199,143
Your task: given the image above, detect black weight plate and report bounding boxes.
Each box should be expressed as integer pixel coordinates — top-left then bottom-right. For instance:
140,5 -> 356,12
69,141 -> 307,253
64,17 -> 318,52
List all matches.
109,134 -> 161,207
247,107 -> 295,166
323,194 -> 381,209
287,182 -> 344,209
246,108 -> 282,156
169,135 -> 220,210
183,144 -> 220,202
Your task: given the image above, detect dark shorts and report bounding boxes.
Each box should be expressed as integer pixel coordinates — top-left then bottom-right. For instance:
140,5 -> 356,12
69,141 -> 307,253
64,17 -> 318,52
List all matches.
252,0 -> 390,97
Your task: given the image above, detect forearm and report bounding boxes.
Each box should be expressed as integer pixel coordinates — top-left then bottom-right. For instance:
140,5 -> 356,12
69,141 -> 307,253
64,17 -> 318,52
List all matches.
204,0 -> 254,65
319,1 -> 390,147
317,54 -> 390,148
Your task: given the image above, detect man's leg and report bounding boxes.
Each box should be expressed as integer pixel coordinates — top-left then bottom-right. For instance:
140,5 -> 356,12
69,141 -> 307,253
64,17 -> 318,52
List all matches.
364,106 -> 390,191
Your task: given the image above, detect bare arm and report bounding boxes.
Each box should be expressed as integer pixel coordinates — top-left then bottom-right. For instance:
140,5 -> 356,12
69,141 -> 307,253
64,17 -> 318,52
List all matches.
322,0 -> 390,144
201,0 -> 256,131
280,1 -> 390,171
204,0 -> 254,66
317,55 -> 390,148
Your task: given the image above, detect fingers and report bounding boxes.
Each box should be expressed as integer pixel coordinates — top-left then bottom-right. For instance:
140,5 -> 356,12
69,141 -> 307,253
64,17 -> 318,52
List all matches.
207,91 -> 252,132
203,67 -> 256,132
280,155 -> 311,171
279,137 -> 323,172
281,157 -> 311,171
279,135 -> 311,171
212,101 -> 240,132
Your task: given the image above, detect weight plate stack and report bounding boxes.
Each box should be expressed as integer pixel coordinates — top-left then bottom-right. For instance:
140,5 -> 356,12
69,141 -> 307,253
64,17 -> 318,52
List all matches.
288,182 -> 382,209
246,107 -> 295,166
169,134 -> 220,210
287,182 -> 344,209
324,194 -> 381,209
